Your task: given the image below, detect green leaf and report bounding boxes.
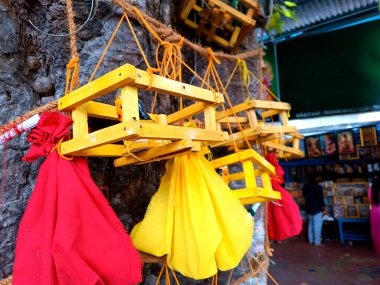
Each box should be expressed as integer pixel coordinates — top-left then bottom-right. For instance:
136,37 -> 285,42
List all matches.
278,6 -> 294,18
284,1 -> 297,7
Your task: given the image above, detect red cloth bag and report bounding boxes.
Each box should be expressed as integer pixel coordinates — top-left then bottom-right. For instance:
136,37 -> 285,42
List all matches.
266,153 -> 302,241
13,112 -> 142,285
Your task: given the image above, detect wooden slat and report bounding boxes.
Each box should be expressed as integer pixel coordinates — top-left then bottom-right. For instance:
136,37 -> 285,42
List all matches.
216,100 -> 292,120
210,149 -> 275,174
133,68 -> 224,104
262,141 -> 304,156
138,121 -> 228,142
121,86 -> 139,121
60,120 -> 140,155
72,105 -> 88,138
208,0 -> 256,26
86,101 -> 119,121
261,109 -> 281,119
78,144 -> 125,157
167,102 -> 209,124
59,64 -> 137,111
114,140 -> 200,167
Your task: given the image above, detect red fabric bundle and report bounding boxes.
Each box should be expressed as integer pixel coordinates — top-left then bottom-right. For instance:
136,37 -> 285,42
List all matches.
266,153 -> 302,241
13,112 -> 142,285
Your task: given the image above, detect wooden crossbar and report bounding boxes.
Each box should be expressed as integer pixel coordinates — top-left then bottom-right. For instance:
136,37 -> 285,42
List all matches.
59,64 -> 224,112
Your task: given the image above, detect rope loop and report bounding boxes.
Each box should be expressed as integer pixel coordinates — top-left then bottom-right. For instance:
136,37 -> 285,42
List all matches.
50,137 -> 74,160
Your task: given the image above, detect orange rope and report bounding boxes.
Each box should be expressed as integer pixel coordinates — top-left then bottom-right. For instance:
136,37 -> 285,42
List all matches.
89,14 -> 126,82
65,57 -> 80,95
64,0 -> 80,94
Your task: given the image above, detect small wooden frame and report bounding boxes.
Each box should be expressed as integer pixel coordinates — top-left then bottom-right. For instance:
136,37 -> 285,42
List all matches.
58,64 -> 228,165
360,125 -> 378,147
213,99 -> 304,159
178,0 -> 259,50
345,205 -> 359,218
210,149 -> 281,204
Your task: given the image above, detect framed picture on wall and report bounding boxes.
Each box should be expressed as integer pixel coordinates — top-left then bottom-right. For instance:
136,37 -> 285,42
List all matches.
337,131 -> 355,155
345,205 -> 359,218
321,133 -> 337,156
306,135 -> 323,158
360,126 -> 377,147
358,204 -> 370,218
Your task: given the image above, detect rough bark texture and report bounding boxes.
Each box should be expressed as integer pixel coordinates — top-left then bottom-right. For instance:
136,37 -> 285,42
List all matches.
0,0 -> 265,283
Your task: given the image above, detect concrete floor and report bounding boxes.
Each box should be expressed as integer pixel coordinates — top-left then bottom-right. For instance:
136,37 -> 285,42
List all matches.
268,238 -> 380,285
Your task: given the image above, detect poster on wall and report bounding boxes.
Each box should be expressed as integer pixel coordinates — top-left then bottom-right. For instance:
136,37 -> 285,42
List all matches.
321,133 -> 337,156
337,131 -> 355,155
359,126 -> 378,147
306,135 -> 322,158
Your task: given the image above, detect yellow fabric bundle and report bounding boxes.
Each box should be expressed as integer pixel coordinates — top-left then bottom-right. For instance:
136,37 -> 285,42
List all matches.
131,152 -> 253,279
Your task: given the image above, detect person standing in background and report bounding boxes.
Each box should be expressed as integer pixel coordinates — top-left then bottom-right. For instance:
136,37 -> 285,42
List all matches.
369,176 -> 380,254
302,173 -> 325,246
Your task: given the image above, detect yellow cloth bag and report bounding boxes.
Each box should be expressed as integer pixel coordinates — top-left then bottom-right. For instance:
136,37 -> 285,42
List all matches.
131,152 -> 253,279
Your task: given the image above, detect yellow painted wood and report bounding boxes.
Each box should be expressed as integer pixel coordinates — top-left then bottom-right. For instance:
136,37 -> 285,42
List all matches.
60,120 -> 140,155
59,64 -> 136,111
204,104 -> 217,130
167,102 -> 209,125
229,169 -> 262,181
206,9 -> 224,42
180,0 -> 196,20
242,160 -> 256,189
215,100 -> 291,120
232,188 -> 258,200
121,86 -> 139,122
218,116 -> 248,124
229,26 -> 241,48
123,139 -> 168,154
260,172 -> 273,192
210,149 -> 275,175
246,110 -> 259,127
138,121 -> 228,142
78,144 -> 126,157
293,137 -> 300,150
239,190 -> 281,204
259,125 -> 297,134
133,68 -> 224,104
263,141 -> 304,156
208,0 -> 256,26
279,111 -> 289,126
261,109 -> 281,119
288,132 -> 304,139
72,105 -> 89,138
86,101 -> 119,121
114,140 -> 199,167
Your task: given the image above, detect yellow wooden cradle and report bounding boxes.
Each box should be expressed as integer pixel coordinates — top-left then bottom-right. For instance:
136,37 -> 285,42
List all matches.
213,99 -> 304,159
179,0 -> 259,50
57,63 -> 229,165
210,149 -> 281,204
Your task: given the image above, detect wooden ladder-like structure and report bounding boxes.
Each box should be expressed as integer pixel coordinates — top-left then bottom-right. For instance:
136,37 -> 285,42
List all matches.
213,99 -> 304,159
210,149 -> 281,204
58,63 -> 229,166
179,0 -> 259,50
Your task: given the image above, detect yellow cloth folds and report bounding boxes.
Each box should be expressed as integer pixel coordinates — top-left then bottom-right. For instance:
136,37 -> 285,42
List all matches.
131,152 -> 253,279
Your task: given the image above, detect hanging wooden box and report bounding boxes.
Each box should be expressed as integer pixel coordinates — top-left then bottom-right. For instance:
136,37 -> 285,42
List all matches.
178,0 -> 259,50
210,149 -> 281,204
58,64 -> 229,165
213,99 -> 304,158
